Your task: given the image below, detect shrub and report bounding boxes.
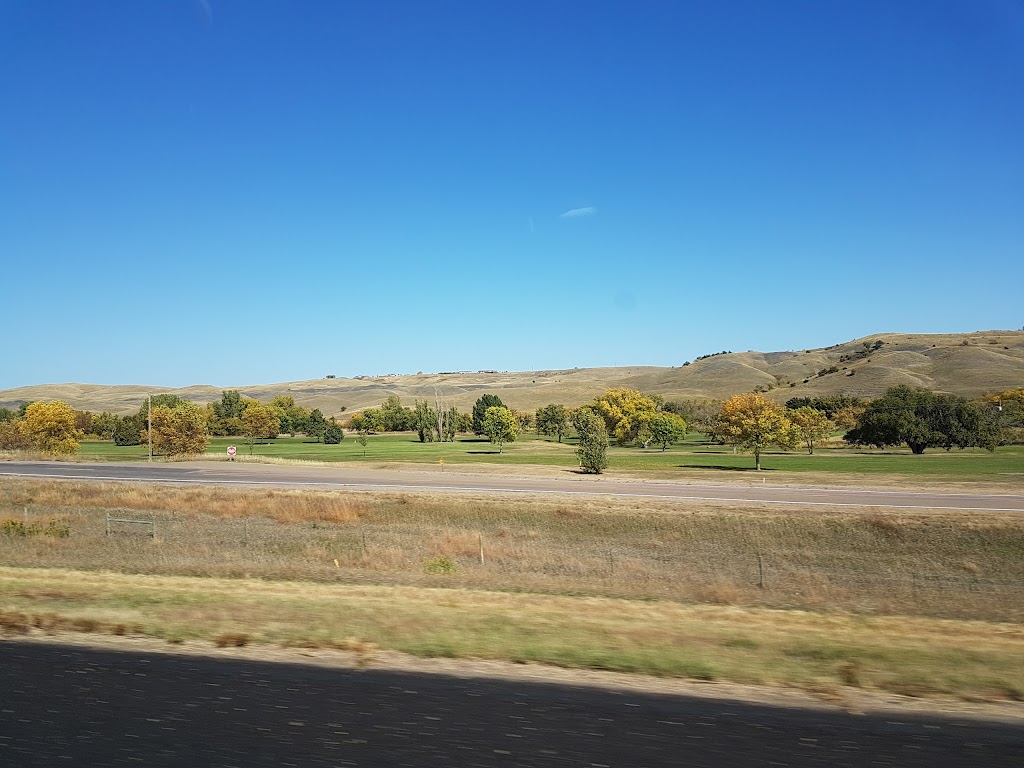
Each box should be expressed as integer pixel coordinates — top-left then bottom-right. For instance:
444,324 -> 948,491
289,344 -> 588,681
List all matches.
424,555 -> 458,575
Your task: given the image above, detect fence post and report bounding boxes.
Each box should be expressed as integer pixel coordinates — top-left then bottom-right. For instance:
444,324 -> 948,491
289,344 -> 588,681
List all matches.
758,554 -> 765,589
362,530 -> 367,552
479,533 -> 485,566
608,551 -> 615,574
106,513 -> 110,537
24,507 -> 28,526
151,520 -> 156,539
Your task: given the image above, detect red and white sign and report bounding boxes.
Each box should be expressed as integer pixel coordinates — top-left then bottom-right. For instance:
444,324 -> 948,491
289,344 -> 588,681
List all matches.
227,446 -> 237,457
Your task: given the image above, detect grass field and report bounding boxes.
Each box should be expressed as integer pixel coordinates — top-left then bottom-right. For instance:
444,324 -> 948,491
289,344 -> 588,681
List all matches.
2,476 -> 1024,702
71,432 -> 1024,485
2,567 -> 1022,702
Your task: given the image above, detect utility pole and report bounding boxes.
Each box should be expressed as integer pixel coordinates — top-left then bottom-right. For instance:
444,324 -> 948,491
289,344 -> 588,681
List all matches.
147,394 -> 152,463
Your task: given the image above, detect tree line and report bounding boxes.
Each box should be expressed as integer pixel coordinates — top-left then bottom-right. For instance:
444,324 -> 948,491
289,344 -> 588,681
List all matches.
1,383 -> 1019,470
0,391 -> 347,458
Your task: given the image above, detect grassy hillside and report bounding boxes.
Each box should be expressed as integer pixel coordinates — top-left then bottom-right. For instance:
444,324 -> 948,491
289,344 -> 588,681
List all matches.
2,330 -> 1022,417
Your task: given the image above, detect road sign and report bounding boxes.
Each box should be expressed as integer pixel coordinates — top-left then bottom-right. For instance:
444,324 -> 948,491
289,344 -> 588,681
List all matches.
227,446 -> 237,458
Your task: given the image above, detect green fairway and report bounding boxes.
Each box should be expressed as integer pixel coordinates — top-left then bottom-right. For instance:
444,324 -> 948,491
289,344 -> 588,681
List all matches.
73,433 -> 1024,484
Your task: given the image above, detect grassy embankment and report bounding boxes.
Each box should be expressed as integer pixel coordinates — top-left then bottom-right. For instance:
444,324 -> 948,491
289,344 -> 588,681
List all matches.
72,433 -> 1024,485
2,478 -> 1023,701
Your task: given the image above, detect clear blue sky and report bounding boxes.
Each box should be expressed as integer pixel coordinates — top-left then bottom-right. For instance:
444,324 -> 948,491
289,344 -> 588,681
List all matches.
2,1 -> 1022,389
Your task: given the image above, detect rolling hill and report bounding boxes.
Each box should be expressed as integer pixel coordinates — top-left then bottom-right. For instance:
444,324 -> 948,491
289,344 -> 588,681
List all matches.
2,331 -> 1022,418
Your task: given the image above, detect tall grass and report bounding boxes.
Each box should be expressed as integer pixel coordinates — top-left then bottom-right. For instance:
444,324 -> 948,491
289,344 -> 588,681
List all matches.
2,478 -> 1022,621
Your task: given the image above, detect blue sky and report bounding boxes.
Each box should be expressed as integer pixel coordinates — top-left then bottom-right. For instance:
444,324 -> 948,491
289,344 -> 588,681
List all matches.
2,1 -> 1022,389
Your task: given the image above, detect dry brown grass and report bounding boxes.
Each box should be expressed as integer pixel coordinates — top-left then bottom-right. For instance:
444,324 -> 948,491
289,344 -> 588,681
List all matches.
2,477 -> 1023,622
0,480 -> 368,523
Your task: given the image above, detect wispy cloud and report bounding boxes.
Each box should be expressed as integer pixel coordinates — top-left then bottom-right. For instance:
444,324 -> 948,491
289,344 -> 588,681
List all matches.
197,0 -> 213,24
559,206 -> 596,219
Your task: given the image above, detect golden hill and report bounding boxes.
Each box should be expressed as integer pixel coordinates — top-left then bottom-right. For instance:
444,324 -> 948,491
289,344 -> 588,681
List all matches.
2,331 -> 1022,417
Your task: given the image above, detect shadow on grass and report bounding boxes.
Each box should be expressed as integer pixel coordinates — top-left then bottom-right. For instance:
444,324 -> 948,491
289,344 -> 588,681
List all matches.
466,450 -> 502,455
677,464 -> 772,472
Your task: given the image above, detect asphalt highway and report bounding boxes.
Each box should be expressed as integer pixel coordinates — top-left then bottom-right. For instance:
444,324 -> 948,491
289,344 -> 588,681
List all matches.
1,641 -> 1021,767
1,460 -> 1024,512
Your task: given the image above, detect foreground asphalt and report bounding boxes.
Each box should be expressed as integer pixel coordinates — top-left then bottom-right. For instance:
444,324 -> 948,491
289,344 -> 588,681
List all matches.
1,460 -> 1024,512
1,641 -> 1021,767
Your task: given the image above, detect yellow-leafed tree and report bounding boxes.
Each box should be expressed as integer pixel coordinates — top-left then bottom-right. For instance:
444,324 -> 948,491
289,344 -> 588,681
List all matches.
22,401 -> 83,456
241,401 -> 281,453
589,388 -> 661,445
787,406 -> 834,455
718,393 -> 799,470
149,401 -> 210,457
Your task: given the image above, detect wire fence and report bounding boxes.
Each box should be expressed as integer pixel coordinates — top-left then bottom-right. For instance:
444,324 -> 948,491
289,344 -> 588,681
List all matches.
3,506 -> 1021,624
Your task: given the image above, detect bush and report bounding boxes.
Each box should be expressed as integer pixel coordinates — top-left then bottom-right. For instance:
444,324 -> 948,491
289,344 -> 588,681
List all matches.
424,555 -> 458,575
572,409 -> 609,474
1,518 -> 71,537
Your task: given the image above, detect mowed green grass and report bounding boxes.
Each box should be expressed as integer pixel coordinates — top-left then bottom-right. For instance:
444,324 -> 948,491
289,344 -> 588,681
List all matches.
73,432 -> 1024,483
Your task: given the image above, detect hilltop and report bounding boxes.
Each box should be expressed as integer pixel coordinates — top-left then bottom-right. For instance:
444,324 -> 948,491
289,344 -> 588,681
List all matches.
2,330 -> 1022,417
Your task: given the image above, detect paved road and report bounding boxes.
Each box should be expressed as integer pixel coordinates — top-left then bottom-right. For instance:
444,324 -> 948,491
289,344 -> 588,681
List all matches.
2,460 -> 1024,512
1,642 -> 1020,767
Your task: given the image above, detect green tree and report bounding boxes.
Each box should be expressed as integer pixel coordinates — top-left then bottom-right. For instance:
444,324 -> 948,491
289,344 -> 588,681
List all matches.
208,391 -> 246,436
648,412 -> 687,451
139,394 -> 183,423
788,406 -> 834,454
514,410 -> 533,433
785,395 -> 864,420
112,415 -> 144,446
283,404 -> 311,436
214,390 -> 246,420
307,409 -> 328,442
846,386 -> 999,454
717,393 -> 799,470
0,407 -> 17,423
379,395 -> 414,432
535,404 -> 570,443
323,418 -> 344,444
356,430 -> 369,456
572,409 -> 608,473
482,406 -> 518,453
438,405 -> 460,442
269,396 -> 296,434
148,402 -> 210,457
359,408 -> 385,433
413,400 -> 435,442
472,394 -> 504,435
91,412 -> 119,440
984,388 -> 1024,430
455,412 -> 474,434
